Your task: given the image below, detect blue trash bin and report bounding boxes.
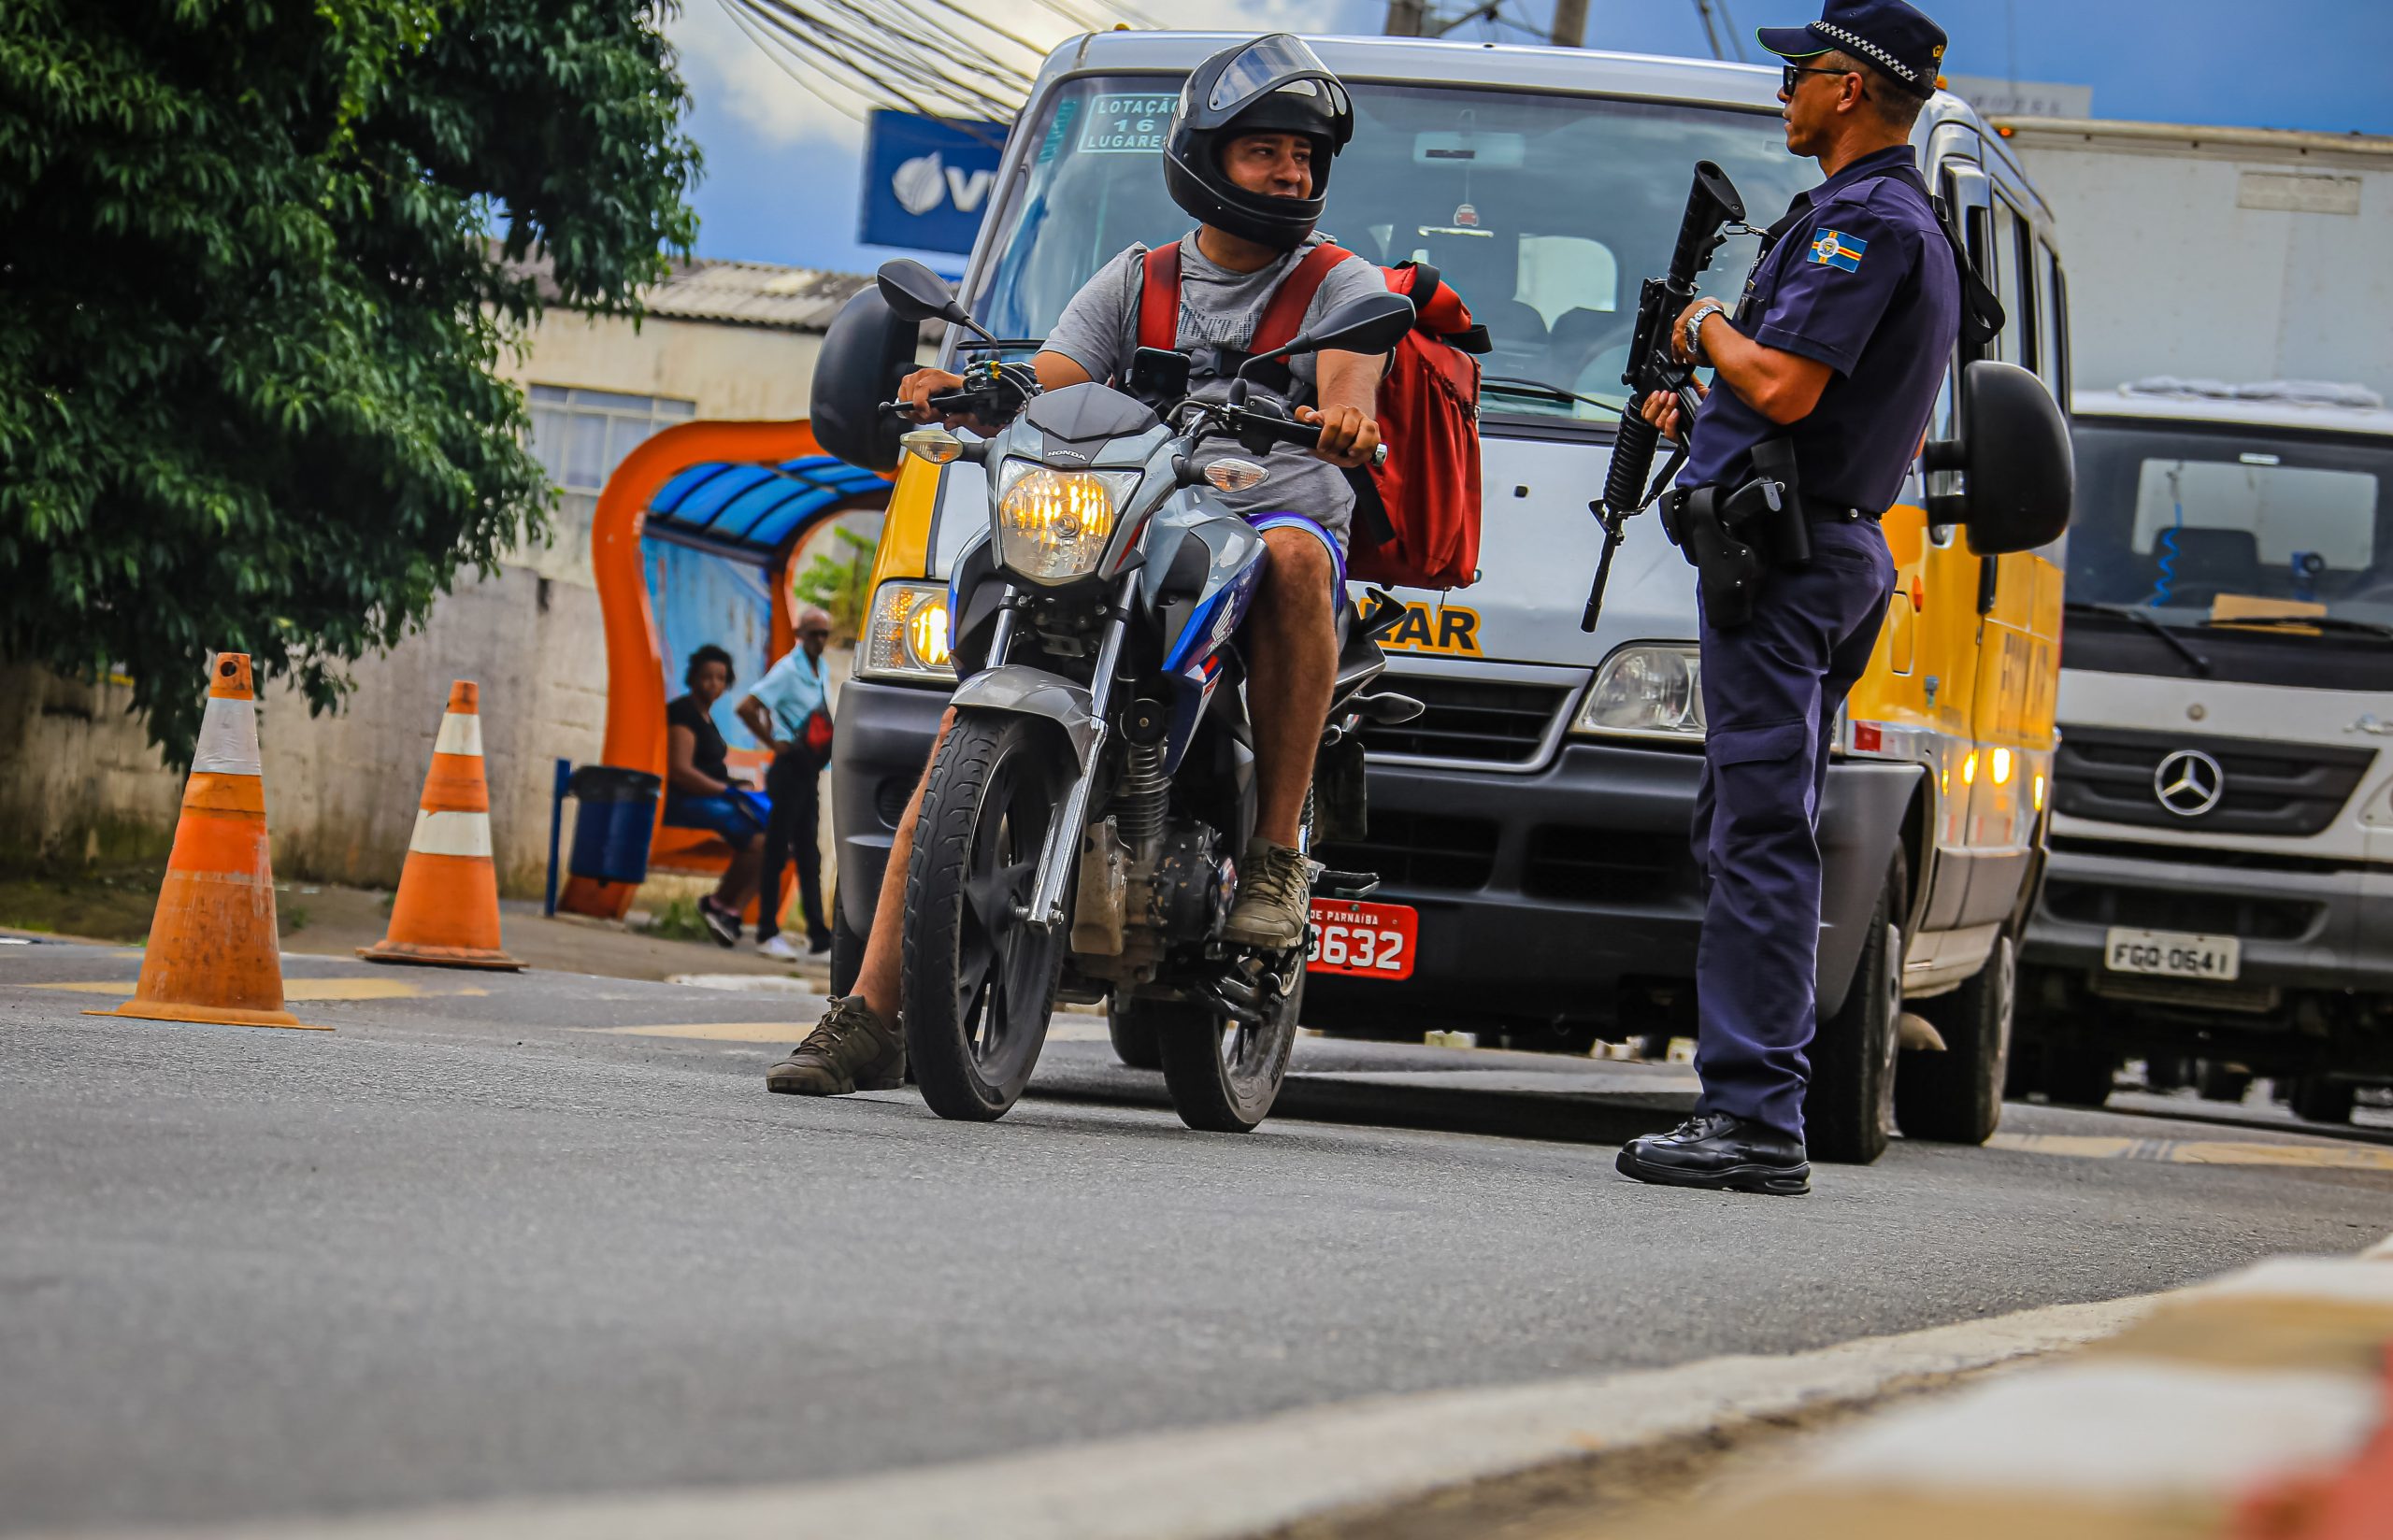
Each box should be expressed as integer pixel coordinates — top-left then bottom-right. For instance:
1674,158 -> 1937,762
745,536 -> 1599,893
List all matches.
566,765 -> 662,887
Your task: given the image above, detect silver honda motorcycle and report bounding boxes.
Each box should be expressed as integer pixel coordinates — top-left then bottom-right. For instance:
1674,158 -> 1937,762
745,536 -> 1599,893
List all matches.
870,259 -> 1422,1132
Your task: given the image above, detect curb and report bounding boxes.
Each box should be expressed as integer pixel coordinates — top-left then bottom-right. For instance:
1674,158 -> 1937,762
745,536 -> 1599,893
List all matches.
1672,1239 -> 2393,1539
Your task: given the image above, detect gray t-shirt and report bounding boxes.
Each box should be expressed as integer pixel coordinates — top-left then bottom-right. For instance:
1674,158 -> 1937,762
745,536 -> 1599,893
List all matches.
1040,232 -> 1387,540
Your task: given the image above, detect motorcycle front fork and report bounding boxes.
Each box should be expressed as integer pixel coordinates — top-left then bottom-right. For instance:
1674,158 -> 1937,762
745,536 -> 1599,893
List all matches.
1021,574 -> 1136,929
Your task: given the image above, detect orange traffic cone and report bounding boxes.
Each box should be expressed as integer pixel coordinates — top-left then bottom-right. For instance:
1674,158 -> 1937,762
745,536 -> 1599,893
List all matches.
360,681 -> 523,970
89,653 -> 325,1031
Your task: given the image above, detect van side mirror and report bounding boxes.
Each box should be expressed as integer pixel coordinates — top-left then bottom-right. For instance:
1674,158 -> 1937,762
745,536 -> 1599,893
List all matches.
1923,360 -> 2074,556
1283,291 -> 1418,360
811,285 -> 919,473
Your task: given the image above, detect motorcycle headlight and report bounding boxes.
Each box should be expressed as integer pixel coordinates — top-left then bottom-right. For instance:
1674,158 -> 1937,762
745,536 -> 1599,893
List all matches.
1574,644 -> 1705,741
994,460 -> 1139,584
857,581 -> 955,684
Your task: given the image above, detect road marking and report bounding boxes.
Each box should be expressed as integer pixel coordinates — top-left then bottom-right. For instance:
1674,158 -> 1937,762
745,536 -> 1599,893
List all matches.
31,1294 -> 2158,1540
1989,1131 -> 2393,1172
32,978 -> 426,1002
581,1020 -> 1114,1045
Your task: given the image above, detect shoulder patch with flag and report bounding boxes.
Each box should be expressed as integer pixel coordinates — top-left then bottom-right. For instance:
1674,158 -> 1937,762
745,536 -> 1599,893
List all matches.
1808,227 -> 1868,272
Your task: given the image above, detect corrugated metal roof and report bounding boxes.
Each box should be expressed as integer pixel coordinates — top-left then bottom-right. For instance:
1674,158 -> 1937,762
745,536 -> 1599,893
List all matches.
640,258 -> 872,333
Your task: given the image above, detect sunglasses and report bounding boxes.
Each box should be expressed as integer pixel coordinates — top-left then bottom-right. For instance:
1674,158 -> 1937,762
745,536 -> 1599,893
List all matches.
1782,62 -> 1858,93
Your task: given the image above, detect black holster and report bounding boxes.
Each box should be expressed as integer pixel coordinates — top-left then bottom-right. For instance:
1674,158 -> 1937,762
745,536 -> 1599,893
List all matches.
1657,438 -> 1808,630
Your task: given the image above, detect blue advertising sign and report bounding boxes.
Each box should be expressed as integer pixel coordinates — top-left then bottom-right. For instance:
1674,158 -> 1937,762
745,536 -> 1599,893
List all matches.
859,110 -> 1008,255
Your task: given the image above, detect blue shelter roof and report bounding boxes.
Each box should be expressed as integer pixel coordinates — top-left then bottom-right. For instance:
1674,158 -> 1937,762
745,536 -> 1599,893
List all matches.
647,455 -> 892,561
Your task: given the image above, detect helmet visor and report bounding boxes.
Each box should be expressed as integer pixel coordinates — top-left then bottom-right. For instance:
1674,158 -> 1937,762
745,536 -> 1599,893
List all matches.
1200,35 -> 1351,127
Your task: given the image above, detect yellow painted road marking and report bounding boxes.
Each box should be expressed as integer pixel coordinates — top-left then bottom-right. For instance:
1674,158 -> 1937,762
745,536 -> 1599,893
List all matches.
582,1020 -> 1113,1044
33,978 -> 426,1001
1990,1131 -> 2393,1172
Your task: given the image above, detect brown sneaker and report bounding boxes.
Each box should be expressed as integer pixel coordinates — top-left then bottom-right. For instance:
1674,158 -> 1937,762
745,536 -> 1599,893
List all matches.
766,995 -> 905,1095
1222,838 -> 1313,951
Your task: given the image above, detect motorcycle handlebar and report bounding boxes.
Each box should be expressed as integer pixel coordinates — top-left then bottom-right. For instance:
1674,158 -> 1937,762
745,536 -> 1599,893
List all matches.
1219,406 -> 1390,468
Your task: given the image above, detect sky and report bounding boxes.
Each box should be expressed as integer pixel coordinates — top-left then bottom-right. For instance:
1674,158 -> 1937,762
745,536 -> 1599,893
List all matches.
666,0 -> 2393,274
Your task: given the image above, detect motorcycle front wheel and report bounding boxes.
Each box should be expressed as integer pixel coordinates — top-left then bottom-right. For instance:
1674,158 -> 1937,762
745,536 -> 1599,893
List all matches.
1156,962 -> 1304,1133
901,711 -> 1066,1120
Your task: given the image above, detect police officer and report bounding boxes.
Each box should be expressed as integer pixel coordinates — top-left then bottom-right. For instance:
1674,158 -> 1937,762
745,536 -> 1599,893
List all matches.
1615,0 -> 1960,1195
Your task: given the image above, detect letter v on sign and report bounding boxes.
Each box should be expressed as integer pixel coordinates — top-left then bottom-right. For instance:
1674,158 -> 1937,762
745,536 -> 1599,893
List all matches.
945,166 -> 994,214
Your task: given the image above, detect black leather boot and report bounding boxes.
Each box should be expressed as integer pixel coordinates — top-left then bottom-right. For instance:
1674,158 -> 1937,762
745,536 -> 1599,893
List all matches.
1615,1112 -> 1811,1195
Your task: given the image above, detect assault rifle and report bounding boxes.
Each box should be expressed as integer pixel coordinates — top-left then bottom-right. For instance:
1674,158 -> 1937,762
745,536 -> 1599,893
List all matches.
1580,161 -> 1749,632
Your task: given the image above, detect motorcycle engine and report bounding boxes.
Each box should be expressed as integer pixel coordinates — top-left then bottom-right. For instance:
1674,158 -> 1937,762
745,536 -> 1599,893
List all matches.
1146,826 -> 1230,945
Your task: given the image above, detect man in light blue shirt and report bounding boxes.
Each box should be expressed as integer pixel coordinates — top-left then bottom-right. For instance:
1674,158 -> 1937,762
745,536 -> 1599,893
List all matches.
738,606 -> 837,960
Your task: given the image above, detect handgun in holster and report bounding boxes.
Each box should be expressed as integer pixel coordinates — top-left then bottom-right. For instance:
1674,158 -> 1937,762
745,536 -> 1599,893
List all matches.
1658,438 -> 1809,629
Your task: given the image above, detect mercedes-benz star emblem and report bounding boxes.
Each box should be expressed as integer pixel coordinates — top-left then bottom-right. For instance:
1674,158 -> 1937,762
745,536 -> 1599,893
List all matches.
2153,749 -> 2225,818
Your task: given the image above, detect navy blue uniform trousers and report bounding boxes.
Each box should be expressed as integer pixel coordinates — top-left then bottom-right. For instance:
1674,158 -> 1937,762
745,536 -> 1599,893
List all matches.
1691,517 -> 1897,1139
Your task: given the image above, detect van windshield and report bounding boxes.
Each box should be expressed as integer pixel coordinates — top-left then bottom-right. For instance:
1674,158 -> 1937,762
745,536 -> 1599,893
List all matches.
2068,418 -> 2393,632
971,76 -> 1815,421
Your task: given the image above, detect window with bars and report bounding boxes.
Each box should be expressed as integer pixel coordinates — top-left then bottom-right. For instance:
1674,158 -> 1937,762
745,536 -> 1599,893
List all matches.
525,385 -> 697,497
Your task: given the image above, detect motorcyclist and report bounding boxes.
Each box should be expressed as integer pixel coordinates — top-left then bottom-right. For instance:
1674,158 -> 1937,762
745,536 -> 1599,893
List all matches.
768,34 -> 1386,1097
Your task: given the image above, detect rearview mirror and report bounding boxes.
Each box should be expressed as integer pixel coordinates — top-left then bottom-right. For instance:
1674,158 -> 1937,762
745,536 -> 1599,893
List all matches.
1289,291 -> 1417,359
1922,360 -> 2074,556
874,259 -> 962,325
811,285 -> 920,473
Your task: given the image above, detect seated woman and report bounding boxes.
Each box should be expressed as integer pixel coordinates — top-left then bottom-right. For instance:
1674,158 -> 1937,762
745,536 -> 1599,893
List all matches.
661,644 -> 767,947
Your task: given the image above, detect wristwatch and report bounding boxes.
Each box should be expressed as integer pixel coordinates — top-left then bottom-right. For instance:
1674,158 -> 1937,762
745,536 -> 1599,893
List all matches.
1685,301 -> 1727,364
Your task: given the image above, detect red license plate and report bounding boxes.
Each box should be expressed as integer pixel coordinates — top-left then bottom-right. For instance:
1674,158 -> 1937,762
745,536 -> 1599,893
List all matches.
1307,899 -> 1418,980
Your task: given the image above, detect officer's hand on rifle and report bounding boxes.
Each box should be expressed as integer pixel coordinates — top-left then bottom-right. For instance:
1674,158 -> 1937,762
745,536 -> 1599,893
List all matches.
1639,381 -> 1709,444
1297,403 -> 1383,469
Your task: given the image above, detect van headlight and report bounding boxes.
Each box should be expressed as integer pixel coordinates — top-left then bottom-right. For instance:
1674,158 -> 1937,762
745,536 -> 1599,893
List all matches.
1574,645 -> 1705,740
995,461 -> 1139,584
858,581 -> 955,683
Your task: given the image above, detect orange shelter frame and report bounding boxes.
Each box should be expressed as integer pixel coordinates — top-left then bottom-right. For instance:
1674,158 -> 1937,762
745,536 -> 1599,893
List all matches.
557,419 -> 838,921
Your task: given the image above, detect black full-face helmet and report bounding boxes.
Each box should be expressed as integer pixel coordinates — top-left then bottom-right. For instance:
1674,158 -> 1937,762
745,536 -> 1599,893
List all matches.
1165,35 -> 1354,252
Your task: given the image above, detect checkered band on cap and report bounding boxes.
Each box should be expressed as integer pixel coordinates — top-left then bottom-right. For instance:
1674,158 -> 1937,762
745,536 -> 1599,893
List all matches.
1813,21 -> 1922,86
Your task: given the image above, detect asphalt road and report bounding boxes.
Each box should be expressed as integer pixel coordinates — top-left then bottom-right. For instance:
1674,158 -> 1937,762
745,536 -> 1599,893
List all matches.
6,938 -> 2389,1535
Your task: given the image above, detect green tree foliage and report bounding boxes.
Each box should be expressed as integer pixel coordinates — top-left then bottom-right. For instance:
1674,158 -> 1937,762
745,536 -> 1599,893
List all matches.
791,521 -> 878,641
0,0 -> 701,760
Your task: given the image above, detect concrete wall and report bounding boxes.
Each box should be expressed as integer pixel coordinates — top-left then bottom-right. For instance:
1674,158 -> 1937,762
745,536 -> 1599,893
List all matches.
4,305 -> 840,900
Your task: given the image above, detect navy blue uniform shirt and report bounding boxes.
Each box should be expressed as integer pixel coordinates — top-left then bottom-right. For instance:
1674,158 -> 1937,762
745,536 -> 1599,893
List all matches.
1679,144 -> 1960,512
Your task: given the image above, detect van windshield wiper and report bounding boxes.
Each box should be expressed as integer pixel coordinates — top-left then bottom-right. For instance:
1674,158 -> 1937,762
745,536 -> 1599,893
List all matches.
2064,601 -> 2212,676
2203,613 -> 2393,641
1482,375 -> 1623,412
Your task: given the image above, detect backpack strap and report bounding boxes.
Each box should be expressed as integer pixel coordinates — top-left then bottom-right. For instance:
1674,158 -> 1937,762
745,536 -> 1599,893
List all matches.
1138,243 -> 1181,351
1252,242 -> 1356,357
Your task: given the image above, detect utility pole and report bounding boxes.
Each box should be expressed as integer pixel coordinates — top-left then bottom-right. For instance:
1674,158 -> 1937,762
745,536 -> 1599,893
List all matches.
1550,0 -> 1588,46
1383,0 -> 1426,36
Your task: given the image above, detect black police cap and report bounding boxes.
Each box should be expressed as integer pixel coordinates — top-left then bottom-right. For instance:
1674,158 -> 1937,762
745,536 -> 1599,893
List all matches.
1758,0 -> 1948,96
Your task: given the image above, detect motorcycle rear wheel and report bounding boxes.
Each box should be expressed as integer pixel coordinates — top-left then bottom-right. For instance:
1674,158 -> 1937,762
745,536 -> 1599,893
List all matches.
1157,964 -> 1304,1133
900,711 -> 1065,1121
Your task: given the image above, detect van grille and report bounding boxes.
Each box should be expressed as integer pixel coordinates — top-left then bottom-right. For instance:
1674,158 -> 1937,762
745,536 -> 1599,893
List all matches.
1316,809 -> 1496,892
2052,726 -> 2373,837
2037,878 -> 2323,943
1357,676 -> 1570,765
1523,828 -> 1692,903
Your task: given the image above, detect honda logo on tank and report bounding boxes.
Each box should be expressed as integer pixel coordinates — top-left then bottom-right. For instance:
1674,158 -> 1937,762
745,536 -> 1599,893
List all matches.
860,110 -> 1008,254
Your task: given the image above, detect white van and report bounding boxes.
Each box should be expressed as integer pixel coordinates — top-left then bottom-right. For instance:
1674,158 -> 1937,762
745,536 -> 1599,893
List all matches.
2018,384 -> 2393,1121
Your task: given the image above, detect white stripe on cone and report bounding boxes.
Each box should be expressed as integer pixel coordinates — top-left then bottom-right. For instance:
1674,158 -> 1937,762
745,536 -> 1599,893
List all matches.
433,712 -> 484,758
408,808 -> 494,859
190,694 -> 263,777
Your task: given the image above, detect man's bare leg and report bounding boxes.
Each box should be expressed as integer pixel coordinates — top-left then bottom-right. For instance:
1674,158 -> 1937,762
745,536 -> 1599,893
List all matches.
767,708 -> 953,1094
1224,528 -> 1337,948
852,707 -> 956,1021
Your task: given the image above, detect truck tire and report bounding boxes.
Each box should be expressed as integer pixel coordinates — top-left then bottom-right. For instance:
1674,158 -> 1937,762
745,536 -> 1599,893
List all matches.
1106,995 -> 1165,1071
828,882 -> 865,998
1808,850 -> 1903,1165
2289,1076 -> 2355,1125
2196,1061 -> 2254,1105
2042,1043 -> 2115,1107
1897,932 -> 2014,1145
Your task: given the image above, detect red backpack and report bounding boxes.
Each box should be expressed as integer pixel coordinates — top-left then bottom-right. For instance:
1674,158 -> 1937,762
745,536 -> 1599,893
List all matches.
1138,243 -> 1487,592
